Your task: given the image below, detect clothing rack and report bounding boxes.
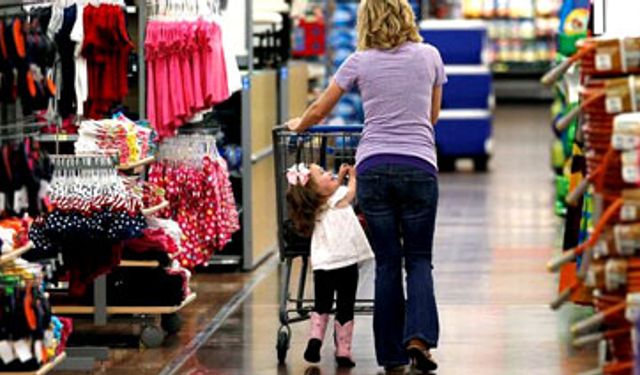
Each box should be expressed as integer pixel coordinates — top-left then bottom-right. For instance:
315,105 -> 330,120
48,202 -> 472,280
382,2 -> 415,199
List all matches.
0,238 -> 67,374
0,0 -> 53,9
45,155 -> 194,352
0,121 -> 47,141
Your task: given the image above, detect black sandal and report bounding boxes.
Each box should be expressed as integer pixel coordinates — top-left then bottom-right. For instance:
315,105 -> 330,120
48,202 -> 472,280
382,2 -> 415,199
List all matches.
407,344 -> 438,373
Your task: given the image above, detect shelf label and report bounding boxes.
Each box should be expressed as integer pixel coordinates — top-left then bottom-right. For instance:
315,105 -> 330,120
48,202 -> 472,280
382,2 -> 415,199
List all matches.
595,53 -> 613,71
606,96 -> 623,113
13,187 -> 28,213
14,339 -> 32,363
0,341 -> 15,364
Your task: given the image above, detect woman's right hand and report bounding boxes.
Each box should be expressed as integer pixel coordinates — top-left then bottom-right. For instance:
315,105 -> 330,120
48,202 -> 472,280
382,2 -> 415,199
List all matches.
286,118 -> 302,132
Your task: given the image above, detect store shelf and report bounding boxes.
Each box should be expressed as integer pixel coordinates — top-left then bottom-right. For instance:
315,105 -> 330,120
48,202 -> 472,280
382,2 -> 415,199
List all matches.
119,260 -> 160,268
208,255 -> 242,266
1,352 -> 67,375
52,293 -> 197,315
142,201 -> 169,217
116,156 -> 155,171
489,35 -> 556,41
35,134 -> 78,143
0,242 -> 34,266
492,61 -> 552,76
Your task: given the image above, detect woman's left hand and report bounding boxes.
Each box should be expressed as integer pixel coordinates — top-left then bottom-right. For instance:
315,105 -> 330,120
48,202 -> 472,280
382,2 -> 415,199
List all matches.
286,118 -> 302,132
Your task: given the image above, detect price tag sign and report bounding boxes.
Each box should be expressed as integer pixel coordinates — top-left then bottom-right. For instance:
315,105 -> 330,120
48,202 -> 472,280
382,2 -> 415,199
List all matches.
0,341 -> 15,364
13,339 -> 32,363
596,53 -> 613,71
606,96 -> 624,113
621,204 -> 639,221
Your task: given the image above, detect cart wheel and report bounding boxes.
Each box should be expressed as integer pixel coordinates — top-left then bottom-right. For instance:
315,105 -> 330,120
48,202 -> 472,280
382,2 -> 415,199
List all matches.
473,156 -> 489,172
141,325 -> 166,348
161,313 -> 183,335
276,326 -> 291,364
439,156 -> 456,172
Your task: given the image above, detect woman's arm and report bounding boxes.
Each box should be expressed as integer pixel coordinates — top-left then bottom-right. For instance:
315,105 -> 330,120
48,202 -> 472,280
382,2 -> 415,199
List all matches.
286,79 -> 345,133
431,85 -> 443,125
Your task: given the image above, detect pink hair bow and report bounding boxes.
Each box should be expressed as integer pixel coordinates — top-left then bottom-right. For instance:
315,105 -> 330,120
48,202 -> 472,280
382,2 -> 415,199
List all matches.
287,163 -> 311,187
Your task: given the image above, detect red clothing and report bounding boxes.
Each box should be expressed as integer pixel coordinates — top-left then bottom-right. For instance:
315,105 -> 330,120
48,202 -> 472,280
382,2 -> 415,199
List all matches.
81,4 -> 133,118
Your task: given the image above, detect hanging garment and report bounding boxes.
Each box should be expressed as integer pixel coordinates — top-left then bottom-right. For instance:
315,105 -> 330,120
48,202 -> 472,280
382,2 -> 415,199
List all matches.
145,18 -> 232,139
148,154 -> 239,268
81,4 -> 133,119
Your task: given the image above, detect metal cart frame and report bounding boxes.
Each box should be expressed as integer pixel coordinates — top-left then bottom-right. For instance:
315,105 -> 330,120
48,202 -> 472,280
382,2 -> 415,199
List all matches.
272,125 -> 374,364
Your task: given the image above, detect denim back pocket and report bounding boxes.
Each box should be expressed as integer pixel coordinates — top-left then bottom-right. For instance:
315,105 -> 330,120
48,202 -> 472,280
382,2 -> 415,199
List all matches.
356,173 -> 384,206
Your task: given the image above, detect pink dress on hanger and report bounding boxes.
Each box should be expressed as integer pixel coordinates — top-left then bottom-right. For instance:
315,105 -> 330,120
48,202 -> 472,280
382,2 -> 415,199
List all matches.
209,21 -> 230,104
178,21 -> 194,117
189,20 -> 205,112
155,22 -> 175,138
197,19 -> 214,107
145,21 -> 158,135
168,22 -> 187,126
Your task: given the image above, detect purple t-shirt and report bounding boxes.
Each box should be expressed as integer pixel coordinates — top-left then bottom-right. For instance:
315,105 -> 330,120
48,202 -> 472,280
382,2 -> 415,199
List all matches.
334,42 -> 447,170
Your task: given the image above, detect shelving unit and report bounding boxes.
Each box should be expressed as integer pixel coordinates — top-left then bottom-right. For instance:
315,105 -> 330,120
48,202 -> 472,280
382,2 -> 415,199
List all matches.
52,293 -> 196,315
116,156 -> 155,171
0,242 -> 66,374
141,201 -> 169,217
1,353 -> 67,375
0,242 -> 34,265
119,260 -> 161,268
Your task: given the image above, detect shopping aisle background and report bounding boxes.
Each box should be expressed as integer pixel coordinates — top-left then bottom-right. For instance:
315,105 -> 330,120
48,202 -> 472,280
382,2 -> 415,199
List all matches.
161,104 -> 597,375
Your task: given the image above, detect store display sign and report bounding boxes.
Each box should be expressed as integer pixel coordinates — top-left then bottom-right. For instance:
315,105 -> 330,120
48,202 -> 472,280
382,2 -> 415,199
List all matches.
592,0 -> 605,36
596,0 -> 640,36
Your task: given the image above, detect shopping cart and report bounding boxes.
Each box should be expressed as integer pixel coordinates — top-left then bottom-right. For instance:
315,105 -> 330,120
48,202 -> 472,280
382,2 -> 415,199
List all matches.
272,125 -> 374,364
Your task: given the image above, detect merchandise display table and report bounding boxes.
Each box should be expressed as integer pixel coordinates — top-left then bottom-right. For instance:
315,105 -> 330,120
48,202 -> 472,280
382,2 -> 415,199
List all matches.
1,353 -> 66,375
0,243 -> 34,265
52,293 -> 197,315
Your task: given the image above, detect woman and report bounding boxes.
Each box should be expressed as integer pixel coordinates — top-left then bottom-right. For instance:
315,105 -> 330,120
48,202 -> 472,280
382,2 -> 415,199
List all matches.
286,0 -> 446,373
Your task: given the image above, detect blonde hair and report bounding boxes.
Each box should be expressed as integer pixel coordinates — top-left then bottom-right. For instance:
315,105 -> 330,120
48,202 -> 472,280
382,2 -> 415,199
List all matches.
357,0 -> 423,51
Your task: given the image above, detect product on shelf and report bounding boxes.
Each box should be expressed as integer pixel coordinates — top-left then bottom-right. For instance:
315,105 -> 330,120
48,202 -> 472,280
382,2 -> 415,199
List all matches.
0,266 -> 71,372
74,114 -> 155,167
546,31 -> 640,372
464,0 -> 562,73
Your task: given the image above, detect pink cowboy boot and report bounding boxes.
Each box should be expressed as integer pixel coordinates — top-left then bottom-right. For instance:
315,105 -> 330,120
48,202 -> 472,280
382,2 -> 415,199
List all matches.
304,312 -> 330,363
334,320 -> 356,368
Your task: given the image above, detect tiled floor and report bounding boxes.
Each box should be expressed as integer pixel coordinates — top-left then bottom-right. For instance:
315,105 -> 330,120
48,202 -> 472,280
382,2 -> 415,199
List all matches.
61,104 -> 599,374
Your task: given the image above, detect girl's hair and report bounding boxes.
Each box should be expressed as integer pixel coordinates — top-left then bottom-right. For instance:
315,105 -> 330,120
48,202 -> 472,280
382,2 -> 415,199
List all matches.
357,0 -> 423,51
286,179 -> 325,237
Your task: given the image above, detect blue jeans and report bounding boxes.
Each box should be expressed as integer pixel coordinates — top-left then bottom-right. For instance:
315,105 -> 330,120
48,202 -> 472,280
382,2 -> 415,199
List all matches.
357,164 -> 440,367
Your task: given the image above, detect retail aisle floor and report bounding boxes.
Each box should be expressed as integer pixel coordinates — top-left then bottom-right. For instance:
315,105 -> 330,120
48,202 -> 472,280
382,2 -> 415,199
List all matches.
63,104 -> 598,374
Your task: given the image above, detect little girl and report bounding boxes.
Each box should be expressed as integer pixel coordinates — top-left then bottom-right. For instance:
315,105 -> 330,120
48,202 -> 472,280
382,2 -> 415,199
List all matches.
286,162 -> 374,368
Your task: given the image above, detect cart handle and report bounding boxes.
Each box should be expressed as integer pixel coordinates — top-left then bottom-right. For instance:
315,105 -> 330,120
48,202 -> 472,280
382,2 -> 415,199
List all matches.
273,125 -> 364,133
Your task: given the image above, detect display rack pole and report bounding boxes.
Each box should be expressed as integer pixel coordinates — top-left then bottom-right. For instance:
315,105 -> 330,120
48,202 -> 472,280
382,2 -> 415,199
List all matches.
138,0 -> 147,119
278,66 -> 289,125
241,75 -> 253,270
246,0 -> 254,74
241,0 -> 254,270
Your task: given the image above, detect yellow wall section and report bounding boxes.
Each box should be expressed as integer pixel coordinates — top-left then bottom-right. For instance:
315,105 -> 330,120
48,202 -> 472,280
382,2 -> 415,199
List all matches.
251,71 -> 277,154
250,71 -> 278,263
288,63 -> 310,118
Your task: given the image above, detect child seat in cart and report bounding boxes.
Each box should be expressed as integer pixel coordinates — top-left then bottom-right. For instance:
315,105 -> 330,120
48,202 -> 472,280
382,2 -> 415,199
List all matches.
272,125 -> 374,364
